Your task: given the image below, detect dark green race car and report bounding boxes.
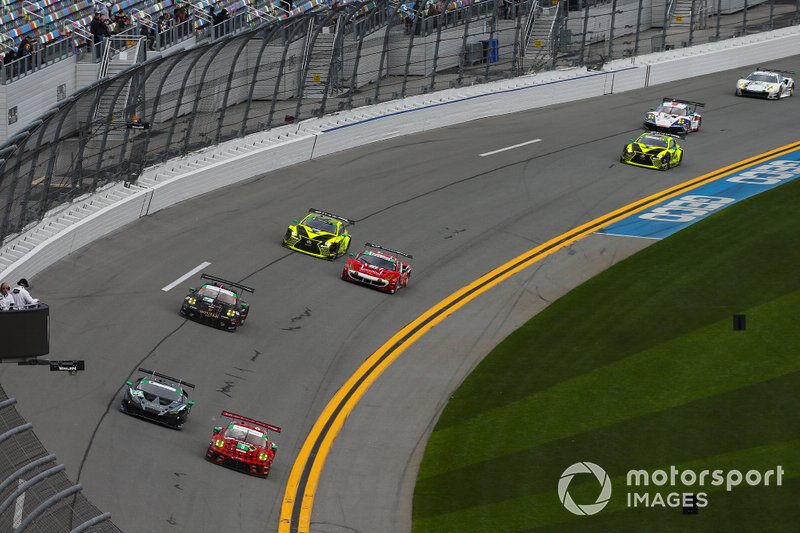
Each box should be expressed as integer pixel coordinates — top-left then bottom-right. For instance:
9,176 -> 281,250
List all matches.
621,132 -> 683,171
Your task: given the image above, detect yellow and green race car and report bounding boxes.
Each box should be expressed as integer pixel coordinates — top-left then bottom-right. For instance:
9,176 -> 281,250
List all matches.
282,208 -> 354,260
620,132 -> 683,171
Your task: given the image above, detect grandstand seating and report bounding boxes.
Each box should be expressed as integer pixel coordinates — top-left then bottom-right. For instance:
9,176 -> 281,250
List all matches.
0,0 -> 282,60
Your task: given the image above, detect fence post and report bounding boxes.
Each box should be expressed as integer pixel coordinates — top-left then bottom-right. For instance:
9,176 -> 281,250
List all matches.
457,9 -> 471,85
716,0 -> 721,40
579,3 -> 588,66
373,15 -> 393,102
661,0 -> 669,51
633,0 -> 643,58
429,14 -> 444,90
742,0 -> 748,35
689,0 -> 696,46
347,34 -> 364,110
769,0 -> 774,29
608,0 -> 618,60
401,15 -> 416,96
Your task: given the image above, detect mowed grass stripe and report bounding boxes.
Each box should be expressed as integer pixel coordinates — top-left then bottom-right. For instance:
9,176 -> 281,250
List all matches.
419,288 -> 800,479
414,440 -> 800,532
415,370 -> 800,515
414,166 -> 800,531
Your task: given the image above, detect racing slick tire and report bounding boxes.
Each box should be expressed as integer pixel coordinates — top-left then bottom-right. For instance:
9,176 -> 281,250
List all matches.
660,159 -> 671,172
694,117 -> 701,132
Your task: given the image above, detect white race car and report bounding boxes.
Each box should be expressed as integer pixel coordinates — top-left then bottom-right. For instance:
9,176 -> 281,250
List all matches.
736,68 -> 795,99
643,98 -> 704,135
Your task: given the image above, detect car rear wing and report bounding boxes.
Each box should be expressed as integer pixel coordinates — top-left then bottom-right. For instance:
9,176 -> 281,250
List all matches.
365,242 -> 413,259
757,67 -> 795,76
661,97 -> 705,109
138,367 -> 196,389
309,208 -> 355,226
221,410 -> 281,433
200,273 -> 255,294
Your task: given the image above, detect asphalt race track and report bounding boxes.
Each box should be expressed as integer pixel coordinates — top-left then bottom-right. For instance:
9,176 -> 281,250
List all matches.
1,57 -> 799,532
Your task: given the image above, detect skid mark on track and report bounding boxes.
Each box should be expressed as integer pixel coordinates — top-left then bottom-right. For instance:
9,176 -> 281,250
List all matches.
75,321 -> 189,484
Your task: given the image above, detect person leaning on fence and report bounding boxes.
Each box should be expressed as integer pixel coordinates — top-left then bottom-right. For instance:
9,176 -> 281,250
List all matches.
90,12 -> 112,59
15,36 -> 34,73
0,283 -> 14,310
213,8 -> 230,37
11,279 -> 38,308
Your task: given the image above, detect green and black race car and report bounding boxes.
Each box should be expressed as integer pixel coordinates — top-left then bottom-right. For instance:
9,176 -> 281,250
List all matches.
282,208 -> 354,260
621,132 -> 683,171
120,368 -> 195,429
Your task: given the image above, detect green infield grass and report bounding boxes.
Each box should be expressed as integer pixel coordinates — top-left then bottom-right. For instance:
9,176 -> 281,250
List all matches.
413,176 -> 800,532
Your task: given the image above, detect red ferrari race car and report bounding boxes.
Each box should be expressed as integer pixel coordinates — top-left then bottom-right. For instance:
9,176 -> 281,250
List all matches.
342,242 -> 413,294
206,411 -> 281,478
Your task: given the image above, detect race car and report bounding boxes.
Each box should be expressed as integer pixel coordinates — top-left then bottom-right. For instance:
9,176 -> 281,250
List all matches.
620,132 -> 683,171
282,208 -> 354,260
342,242 -> 412,294
119,368 -> 195,429
179,273 -> 254,332
643,98 -> 704,135
736,68 -> 795,99
206,411 -> 281,478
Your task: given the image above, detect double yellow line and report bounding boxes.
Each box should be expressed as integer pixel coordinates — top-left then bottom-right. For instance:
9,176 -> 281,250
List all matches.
278,140 -> 800,532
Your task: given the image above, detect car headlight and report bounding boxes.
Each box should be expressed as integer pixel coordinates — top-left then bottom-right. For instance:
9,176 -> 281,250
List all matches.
646,113 -> 654,120
258,451 -> 269,462
652,155 -> 661,160
626,146 -> 632,153
168,405 -> 187,414
214,439 -> 225,448
129,389 -> 142,403
319,241 -> 331,248
226,309 -> 238,317
186,297 -> 196,305
767,85 -> 775,91
738,81 -> 745,88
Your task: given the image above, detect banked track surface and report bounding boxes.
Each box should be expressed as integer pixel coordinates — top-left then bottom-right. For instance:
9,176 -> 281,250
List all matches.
0,59 -> 798,532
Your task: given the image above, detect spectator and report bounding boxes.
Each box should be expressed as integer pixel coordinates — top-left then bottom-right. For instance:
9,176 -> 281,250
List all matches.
113,11 -> 131,33
158,11 -> 174,47
94,1 -> 110,18
90,12 -> 112,58
0,282 -> 14,310
15,36 -> 34,73
213,8 -> 230,38
11,279 -> 38,308
174,4 -> 190,38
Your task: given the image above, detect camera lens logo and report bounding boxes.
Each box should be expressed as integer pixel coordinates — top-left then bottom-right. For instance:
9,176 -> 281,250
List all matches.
558,462 -> 612,516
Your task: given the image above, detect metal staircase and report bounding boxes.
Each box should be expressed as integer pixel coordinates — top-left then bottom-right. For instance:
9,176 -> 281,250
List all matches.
671,0 -> 693,28
93,37 -> 143,138
303,27 -> 337,98
523,1 -> 558,72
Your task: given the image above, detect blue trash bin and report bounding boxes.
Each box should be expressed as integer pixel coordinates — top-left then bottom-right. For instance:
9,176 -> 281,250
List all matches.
487,38 -> 499,63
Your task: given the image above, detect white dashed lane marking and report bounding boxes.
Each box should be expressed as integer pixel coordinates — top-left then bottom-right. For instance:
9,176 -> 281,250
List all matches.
162,262 -> 212,292
479,138 -> 542,157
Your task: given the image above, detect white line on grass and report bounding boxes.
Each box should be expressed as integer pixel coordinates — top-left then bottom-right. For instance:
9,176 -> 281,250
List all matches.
162,262 -> 212,292
479,138 -> 542,157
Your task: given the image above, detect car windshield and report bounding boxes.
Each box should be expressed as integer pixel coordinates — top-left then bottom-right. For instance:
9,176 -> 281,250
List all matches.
360,253 -> 396,270
638,135 -> 669,148
302,216 -> 337,234
656,104 -> 686,115
197,286 -> 237,305
138,381 -> 182,402
748,73 -> 779,83
226,425 -> 267,447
